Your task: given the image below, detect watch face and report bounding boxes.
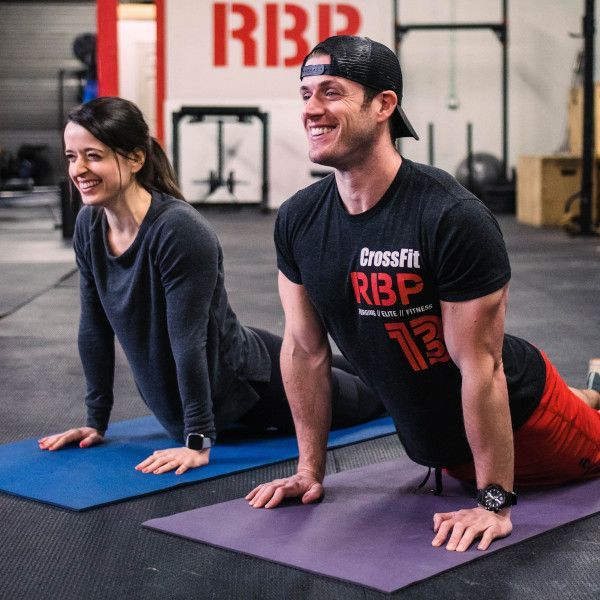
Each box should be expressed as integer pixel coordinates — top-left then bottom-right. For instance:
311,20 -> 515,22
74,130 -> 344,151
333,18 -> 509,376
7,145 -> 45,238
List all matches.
484,487 -> 505,510
187,434 -> 210,450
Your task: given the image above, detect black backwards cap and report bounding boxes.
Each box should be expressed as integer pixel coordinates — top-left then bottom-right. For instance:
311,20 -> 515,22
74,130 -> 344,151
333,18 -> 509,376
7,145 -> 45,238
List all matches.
300,35 -> 419,140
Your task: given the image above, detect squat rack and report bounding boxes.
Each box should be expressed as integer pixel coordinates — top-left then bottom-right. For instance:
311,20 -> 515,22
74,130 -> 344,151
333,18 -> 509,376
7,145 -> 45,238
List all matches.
394,0 -> 510,181
171,106 -> 270,211
578,0 -> 596,235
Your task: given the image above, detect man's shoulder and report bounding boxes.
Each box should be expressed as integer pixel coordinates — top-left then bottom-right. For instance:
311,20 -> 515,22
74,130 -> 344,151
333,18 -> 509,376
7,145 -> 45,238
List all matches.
405,159 -> 471,202
403,159 -> 494,226
280,173 -> 335,216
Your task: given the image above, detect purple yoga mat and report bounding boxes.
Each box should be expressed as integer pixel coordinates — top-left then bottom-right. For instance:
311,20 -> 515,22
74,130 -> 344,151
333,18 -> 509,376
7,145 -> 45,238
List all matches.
144,457 -> 600,593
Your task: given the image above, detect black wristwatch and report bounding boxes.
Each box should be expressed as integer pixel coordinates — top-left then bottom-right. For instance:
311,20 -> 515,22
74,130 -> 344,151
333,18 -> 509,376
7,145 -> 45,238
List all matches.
185,433 -> 214,451
477,484 -> 517,512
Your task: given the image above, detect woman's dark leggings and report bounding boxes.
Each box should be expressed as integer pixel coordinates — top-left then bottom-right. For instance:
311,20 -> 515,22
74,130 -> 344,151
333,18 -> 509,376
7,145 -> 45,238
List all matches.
243,327 -> 384,433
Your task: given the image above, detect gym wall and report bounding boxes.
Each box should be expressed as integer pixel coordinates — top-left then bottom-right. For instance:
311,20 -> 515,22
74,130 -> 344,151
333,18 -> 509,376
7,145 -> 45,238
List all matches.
159,0 -> 393,207
398,0 -> 586,177
1,1 -> 596,206
0,1 -> 96,181
156,0 -> 596,208
117,6 -> 156,137
162,0 -> 394,206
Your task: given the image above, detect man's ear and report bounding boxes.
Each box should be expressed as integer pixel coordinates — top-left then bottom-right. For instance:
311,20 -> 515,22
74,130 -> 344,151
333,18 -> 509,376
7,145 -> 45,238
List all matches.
376,90 -> 398,123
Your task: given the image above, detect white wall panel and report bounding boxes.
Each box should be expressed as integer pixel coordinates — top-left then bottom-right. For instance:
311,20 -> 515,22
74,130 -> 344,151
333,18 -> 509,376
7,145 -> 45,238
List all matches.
165,0 -> 394,206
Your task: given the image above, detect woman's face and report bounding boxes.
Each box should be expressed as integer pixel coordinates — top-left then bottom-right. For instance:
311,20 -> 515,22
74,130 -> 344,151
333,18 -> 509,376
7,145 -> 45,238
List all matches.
64,122 -> 138,207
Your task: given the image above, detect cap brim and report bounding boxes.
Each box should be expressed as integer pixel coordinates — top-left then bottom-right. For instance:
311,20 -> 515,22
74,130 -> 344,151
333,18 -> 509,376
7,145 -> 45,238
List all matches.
395,106 -> 419,140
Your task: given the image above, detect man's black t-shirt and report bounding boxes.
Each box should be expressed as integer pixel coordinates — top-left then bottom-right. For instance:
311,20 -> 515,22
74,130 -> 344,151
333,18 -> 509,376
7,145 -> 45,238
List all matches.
275,158 -> 545,467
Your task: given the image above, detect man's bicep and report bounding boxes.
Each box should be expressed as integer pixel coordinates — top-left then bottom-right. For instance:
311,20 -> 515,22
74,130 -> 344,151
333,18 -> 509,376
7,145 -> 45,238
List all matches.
278,271 -> 327,352
440,284 -> 508,369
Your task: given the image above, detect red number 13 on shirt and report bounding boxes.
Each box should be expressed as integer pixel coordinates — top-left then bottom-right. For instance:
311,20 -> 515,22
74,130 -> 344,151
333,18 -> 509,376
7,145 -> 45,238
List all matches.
384,316 -> 450,372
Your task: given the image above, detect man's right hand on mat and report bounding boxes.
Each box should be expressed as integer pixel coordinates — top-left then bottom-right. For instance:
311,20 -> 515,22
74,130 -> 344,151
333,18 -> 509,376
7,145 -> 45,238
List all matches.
431,506 -> 513,552
245,469 -> 323,508
38,427 -> 104,451
135,447 -> 210,475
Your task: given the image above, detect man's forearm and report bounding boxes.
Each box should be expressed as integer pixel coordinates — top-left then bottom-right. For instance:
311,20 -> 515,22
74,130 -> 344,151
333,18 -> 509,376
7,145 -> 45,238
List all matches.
280,337 -> 332,481
462,363 -> 514,491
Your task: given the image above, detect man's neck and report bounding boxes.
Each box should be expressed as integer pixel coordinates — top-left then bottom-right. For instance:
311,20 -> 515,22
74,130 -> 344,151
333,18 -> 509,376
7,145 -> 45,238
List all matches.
334,146 -> 402,215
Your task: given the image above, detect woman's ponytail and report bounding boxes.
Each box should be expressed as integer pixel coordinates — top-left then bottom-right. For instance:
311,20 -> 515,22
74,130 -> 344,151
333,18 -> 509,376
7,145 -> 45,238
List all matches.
141,138 -> 184,200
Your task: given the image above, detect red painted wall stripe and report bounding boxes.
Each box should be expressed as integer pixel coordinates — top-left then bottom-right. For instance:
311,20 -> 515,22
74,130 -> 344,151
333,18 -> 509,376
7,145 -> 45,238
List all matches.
96,0 -> 119,97
156,0 -> 166,143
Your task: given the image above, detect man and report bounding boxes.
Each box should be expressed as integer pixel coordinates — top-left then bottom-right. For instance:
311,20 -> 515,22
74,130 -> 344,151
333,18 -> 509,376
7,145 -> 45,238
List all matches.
246,35 -> 600,552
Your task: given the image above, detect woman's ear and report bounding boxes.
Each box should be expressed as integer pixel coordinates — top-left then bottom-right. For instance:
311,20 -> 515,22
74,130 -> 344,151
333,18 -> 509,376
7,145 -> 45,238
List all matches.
129,148 -> 146,173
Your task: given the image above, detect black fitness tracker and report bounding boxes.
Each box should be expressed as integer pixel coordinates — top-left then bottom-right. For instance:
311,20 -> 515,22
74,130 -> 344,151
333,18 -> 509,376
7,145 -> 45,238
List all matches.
185,433 -> 214,451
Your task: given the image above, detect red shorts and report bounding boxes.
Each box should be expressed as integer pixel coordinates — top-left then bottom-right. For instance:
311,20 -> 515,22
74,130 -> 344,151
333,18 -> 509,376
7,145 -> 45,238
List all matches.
447,352 -> 600,486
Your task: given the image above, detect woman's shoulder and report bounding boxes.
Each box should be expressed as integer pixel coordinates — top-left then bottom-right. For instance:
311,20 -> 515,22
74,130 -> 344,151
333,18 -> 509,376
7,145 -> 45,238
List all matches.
73,204 -> 103,245
149,193 -> 220,250
75,203 -> 101,225
152,193 -> 208,224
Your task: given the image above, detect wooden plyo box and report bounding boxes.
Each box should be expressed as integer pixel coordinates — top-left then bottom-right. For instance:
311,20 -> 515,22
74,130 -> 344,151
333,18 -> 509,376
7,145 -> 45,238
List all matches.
517,155 -> 598,226
567,84 -> 600,156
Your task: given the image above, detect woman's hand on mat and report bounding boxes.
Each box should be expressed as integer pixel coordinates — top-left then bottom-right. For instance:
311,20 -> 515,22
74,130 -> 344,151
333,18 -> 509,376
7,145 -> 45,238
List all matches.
135,447 -> 210,475
38,427 -> 104,451
245,469 -> 324,508
431,506 -> 512,552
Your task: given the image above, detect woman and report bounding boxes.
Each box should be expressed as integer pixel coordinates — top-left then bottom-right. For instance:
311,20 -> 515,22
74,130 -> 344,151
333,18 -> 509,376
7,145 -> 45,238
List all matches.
38,97 -> 382,475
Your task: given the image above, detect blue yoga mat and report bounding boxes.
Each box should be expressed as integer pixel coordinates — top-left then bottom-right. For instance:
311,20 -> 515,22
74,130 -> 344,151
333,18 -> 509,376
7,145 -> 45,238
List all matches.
0,415 -> 395,511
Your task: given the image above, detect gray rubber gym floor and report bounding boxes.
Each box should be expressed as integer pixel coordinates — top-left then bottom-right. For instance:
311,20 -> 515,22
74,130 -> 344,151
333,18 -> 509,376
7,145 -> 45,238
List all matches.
0,199 -> 599,599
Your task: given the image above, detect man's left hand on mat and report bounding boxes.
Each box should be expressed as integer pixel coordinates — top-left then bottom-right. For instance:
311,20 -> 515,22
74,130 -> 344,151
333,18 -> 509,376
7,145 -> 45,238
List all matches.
245,469 -> 324,508
135,447 -> 210,475
431,506 -> 512,552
